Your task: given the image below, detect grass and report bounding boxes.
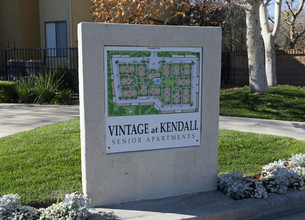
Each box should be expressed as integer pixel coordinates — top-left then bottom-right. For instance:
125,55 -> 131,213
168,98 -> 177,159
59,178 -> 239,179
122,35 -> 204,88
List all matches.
218,129 -> 305,176
1,119 -> 305,207
1,84 -> 304,207
0,120 -> 81,208
220,85 -> 305,122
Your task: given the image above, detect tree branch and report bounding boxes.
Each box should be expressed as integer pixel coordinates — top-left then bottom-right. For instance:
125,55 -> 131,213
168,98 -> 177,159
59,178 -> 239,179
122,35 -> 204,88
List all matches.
232,0 -> 252,11
295,0 -> 305,18
265,0 -> 272,6
285,0 -> 294,14
295,28 -> 305,41
268,16 -> 274,23
260,2 -> 271,34
272,0 -> 282,36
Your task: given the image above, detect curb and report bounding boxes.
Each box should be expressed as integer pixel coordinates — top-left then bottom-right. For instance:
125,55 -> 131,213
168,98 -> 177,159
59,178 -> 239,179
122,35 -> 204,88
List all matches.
89,190 -> 305,219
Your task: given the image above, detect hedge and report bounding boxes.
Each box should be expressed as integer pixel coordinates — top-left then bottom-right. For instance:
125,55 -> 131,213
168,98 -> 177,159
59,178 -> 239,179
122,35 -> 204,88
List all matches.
0,81 -> 18,103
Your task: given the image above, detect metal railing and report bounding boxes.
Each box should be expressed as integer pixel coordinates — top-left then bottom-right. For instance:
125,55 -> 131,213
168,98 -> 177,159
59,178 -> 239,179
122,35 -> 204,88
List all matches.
221,52 -> 231,87
0,48 -> 78,92
0,48 -> 233,91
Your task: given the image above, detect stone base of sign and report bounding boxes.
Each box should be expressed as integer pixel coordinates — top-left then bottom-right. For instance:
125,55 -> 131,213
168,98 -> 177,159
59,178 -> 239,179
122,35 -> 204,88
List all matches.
78,23 -> 221,206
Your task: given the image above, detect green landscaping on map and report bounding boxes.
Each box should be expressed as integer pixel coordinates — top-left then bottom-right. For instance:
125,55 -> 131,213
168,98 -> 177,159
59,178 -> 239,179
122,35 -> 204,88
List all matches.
106,49 -> 201,117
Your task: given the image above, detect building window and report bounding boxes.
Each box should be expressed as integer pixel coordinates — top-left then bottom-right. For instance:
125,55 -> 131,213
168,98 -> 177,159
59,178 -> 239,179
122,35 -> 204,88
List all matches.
45,21 -> 67,57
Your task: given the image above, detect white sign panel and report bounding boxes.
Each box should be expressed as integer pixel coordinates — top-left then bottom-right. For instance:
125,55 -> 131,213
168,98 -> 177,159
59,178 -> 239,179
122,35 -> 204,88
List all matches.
105,46 -> 202,153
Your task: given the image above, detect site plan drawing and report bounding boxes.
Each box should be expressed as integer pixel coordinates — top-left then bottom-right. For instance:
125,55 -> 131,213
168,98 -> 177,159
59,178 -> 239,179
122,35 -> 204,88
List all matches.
105,46 -> 202,153
105,46 -> 202,117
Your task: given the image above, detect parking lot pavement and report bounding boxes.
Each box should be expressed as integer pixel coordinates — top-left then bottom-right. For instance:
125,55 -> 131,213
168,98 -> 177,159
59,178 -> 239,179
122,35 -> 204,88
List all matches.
0,103 -> 79,138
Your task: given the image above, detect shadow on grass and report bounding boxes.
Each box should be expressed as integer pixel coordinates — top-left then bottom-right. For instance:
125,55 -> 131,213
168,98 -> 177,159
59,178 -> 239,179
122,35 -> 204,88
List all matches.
220,86 -> 305,122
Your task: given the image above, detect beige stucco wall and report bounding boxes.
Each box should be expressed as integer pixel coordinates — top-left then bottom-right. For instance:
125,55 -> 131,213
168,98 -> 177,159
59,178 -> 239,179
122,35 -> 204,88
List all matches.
19,0 -> 41,48
71,0 -> 94,47
0,0 -> 40,48
39,0 -> 72,47
0,0 -> 20,48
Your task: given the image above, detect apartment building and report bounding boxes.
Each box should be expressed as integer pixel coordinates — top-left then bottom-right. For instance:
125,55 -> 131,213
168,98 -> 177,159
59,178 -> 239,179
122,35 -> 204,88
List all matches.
0,0 -> 94,49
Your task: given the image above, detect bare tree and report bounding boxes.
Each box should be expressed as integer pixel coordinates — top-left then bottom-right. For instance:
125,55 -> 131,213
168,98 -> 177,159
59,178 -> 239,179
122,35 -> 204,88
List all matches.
260,0 -> 282,86
222,5 -> 247,51
282,0 -> 305,48
233,0 -> 269,93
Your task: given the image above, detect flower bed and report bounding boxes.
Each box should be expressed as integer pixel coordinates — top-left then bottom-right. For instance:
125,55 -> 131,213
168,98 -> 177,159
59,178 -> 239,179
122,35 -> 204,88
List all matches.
218,153 -> 305,199
0,192 -> 91,220
2,153 -> 305,219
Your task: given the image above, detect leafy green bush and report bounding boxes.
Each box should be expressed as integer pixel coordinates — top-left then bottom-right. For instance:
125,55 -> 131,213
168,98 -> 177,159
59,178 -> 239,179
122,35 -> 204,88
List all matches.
0,81 -> 18,103
55,66 -> 77,92
34,69 -> 63,104
14,77 -> 36,103
51,89 -> 74,105
14,69 -> 64,104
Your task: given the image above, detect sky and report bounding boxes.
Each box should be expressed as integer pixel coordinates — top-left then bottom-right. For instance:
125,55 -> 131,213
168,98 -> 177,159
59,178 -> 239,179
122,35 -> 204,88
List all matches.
267,0 -> 304,20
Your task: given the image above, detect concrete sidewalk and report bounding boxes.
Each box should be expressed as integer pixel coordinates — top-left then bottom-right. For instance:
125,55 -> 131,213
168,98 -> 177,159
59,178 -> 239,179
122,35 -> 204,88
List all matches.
1,103 -> 304,141
0,103 -> 79,138
89,190 -> 305,220
219,116 -> 305,140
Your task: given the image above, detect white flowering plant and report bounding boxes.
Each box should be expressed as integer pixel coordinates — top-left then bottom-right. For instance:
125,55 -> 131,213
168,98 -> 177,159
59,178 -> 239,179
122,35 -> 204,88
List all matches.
39,192 -> 92,220
218,171 -> 267,200
0,192 -> 92,220
260,154 -> 305,193
0,194 -> 38,220
261,167 -> 304,193
218,153 -> 305,200
244,177 -> 268,199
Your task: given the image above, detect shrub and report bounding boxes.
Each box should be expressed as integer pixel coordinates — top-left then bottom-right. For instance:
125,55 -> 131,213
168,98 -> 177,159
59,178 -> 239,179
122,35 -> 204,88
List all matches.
14,69 -> 67,104
260,154 -> 305,193
0,81 -> 18,102
55,66 -> 77,92
289,154 -> 305,167
52,89 -> 74,105
38,192 -> 91,219
218,171 -> 267,200
0,194 -> 38,220
219,153 -> 305,200
245,177 -> 268,199
34,69 -> 63,104
14,69 -> 65,104
14,77 -> 36,103
0,193 -> 92,220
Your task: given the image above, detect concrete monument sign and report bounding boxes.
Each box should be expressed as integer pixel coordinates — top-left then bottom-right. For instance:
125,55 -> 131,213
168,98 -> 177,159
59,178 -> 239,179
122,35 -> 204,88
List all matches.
78,23 -> 221,206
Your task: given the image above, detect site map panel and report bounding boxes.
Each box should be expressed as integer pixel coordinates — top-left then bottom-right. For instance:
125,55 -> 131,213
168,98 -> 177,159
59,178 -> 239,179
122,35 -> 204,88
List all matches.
105,46 -> 202,153
106,47 -> 201,117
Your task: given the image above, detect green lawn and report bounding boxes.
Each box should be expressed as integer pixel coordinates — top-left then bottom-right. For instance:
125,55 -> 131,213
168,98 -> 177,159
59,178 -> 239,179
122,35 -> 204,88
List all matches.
1,119 -> 305,207
220,85 -> 305,122
219,129 -> 305,176
0,120 -> 81,208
